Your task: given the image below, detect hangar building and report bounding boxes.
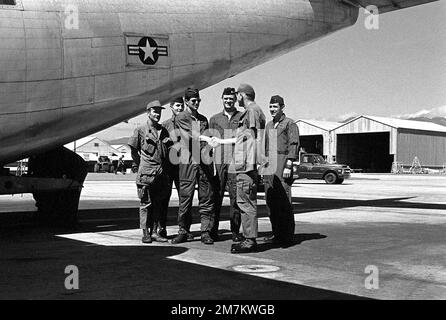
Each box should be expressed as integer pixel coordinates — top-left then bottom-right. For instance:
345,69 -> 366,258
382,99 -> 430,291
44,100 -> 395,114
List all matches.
65,137 -> 120,162
295,120 -> 340,161
332,116 -> 446,173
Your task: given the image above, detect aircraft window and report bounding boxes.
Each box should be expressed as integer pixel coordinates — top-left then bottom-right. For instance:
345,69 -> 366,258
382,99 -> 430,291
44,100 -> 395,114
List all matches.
0,0 -> 16,5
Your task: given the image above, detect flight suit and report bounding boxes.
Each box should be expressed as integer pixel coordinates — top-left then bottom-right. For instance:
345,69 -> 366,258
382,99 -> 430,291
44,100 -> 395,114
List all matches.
175,109 -> 215,234
264,113 -> 300,243
161,116 -> 181,233
231,102 -> 266,239
209,110 -> 242,237
128,121 -> 171,235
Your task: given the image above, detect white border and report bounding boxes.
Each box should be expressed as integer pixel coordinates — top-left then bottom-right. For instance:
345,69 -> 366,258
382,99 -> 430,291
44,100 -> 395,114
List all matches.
0,0 -> 24,10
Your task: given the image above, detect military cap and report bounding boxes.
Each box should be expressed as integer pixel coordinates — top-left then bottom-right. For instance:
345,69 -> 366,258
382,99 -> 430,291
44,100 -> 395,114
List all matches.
270,95 -> 284,105
184,88 -> 200,100
237,84 -> 255,100
146,100 -> 165,110
222,87 -> 236,96
171,96 -> 184,104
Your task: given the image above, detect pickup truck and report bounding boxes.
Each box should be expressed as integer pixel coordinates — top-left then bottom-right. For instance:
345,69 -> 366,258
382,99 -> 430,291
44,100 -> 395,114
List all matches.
293,153 -> 351,184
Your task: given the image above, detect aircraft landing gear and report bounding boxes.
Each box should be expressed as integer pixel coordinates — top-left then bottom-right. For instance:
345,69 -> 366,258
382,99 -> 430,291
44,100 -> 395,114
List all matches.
28,147 -> 88,228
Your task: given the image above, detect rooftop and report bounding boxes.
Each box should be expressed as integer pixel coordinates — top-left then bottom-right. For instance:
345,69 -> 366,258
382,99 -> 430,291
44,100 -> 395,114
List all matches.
296,119 -> 341,131
353,115 -> 446,133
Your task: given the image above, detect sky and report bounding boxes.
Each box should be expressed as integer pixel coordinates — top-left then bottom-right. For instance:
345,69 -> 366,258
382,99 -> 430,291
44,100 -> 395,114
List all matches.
97,1 -> 446,141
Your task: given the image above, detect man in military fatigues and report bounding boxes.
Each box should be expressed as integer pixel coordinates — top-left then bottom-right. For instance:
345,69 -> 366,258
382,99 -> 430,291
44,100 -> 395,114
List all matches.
160,96 -> 184,238
171,88 -> 215,245
209,87 -> 243,242
263,95 -> 299,245
128,100 -> 171,243
211,84 -> 266,253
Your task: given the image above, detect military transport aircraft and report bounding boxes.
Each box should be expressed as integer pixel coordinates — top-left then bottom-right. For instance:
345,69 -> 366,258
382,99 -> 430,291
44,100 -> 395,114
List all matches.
0,0 -> 437,226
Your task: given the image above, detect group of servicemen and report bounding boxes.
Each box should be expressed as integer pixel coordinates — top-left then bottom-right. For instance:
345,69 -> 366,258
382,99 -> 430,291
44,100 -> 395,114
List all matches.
128,84 -> 300,254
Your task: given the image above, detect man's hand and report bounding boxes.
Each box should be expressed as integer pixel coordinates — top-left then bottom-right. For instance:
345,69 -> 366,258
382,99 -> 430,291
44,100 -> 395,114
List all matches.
283,168 -> 292,179
209,137 -> 221,148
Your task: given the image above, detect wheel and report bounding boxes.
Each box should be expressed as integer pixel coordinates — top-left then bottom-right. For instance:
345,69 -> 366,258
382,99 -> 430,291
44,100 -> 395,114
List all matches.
335,178 -> 344,184
29,147 -> 88,228
324,172 -> 337,184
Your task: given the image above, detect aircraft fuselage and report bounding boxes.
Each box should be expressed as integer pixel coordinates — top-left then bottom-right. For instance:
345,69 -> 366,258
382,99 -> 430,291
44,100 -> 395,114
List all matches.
0,0 -> 358,164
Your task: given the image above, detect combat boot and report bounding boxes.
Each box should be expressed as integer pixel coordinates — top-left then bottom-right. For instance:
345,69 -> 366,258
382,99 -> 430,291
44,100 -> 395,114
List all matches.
151,223 -> 168,242
171,233 -> 188,244
158,228 -> 167,238
262,234 -> 280,244
171,228 -> 189,244
201,232 -> 214,245
142,229 -> 152,244
231,238 -> 257,254
151,231 -> 168,242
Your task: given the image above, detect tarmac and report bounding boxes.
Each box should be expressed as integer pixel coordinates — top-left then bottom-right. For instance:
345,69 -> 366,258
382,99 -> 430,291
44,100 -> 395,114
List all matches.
0,173 -> 445,300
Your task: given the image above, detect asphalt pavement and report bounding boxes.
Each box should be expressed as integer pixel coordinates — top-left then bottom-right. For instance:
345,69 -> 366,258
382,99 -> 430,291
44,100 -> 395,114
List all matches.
0,173 -> 445,300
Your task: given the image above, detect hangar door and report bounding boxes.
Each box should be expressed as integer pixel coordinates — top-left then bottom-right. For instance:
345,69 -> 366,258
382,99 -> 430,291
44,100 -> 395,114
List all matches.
336,132 -> 394,173
300,135 -> 323,155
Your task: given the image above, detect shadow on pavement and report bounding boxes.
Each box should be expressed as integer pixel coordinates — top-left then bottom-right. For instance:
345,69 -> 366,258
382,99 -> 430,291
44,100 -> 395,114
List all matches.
0,229 -> 365,300
285,196 -> 446,213
4,194 -> 444,235
254,232 -> 327,251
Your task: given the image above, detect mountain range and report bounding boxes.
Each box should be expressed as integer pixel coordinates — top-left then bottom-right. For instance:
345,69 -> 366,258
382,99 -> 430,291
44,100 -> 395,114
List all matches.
105,116 -> 446,145
407,116 -> 446,127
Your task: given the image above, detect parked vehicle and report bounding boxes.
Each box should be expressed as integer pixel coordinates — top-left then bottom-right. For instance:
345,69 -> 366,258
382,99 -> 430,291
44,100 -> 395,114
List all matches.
293,153 -> 351,184
257,152 -> 351,192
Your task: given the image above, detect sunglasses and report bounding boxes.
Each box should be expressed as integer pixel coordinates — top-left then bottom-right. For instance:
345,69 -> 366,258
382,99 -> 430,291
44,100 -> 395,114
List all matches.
188,99 -> 201,104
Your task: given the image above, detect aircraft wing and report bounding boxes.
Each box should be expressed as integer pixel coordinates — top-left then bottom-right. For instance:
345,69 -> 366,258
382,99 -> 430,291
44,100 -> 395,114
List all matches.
342,0 -> 438,14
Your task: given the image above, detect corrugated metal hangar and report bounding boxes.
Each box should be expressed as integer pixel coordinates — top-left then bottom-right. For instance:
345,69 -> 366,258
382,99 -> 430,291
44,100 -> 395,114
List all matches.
295,120 -> 340,160
297,116 -> 446,173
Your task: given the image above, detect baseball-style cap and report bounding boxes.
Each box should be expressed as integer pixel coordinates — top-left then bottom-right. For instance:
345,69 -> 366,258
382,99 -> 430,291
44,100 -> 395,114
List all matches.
146,100 -> 165,110
237,84 -> 255,99
184,88 -> 200,100
270,95 -> 284,105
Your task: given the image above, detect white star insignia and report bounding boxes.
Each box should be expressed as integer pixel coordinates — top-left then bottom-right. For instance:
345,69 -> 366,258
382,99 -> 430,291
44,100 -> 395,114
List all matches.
140,39 -> 157,62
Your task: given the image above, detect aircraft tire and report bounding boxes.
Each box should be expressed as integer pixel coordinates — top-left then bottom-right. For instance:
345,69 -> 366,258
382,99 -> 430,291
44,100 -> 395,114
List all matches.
28,147 -> 88,228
